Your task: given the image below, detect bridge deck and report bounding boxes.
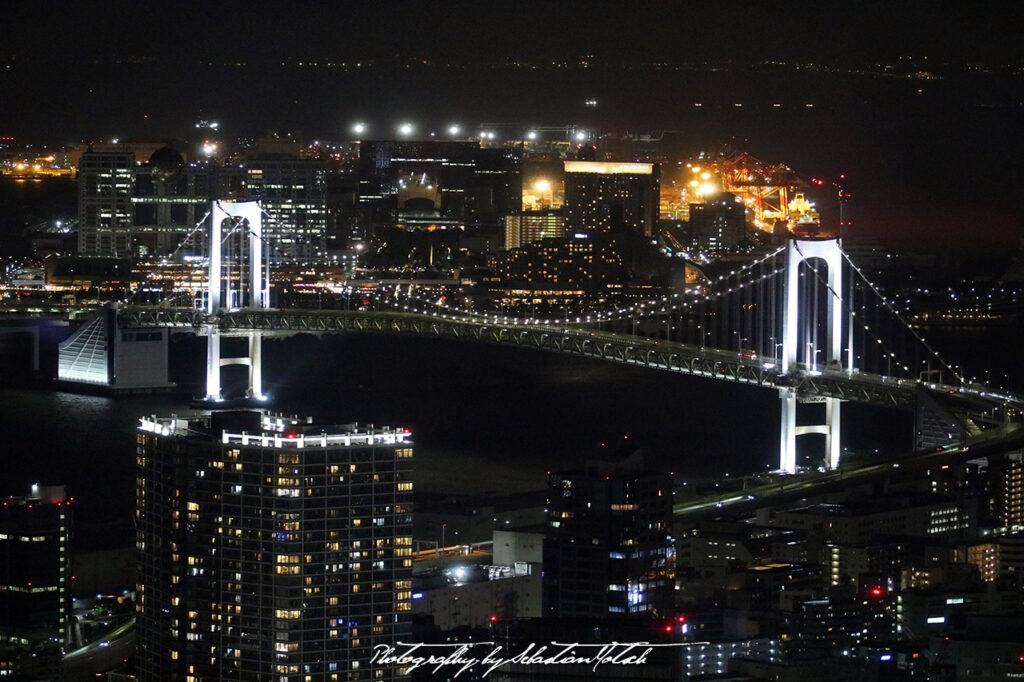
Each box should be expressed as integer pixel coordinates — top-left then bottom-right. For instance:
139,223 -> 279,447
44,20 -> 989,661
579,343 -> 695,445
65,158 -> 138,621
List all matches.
114,306 -> 1018,410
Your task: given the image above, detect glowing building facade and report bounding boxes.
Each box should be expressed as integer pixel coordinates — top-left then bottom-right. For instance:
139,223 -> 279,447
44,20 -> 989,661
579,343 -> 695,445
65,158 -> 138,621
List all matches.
503,210 -> 565,250
493,233 -> 625,293
563,161 -> 659,237
57,304 -> 172,391
135,411 -> 413,681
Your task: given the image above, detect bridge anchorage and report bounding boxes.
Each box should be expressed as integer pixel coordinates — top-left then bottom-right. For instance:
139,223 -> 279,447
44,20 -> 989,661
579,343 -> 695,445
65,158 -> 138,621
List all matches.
202,200 -> 270,403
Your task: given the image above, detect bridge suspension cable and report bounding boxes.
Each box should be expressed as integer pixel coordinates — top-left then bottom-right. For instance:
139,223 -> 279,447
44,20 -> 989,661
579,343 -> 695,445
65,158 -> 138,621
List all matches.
123,210 -> 212,305
841,251 -> 964,383
371,246 -> 787,327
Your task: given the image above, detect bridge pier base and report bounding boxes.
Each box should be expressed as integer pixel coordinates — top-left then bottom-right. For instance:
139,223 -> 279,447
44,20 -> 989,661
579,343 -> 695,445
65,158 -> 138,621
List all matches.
203,328 -> 266,402
779,392 -> 842,473
826,397 -> 841,469
204,325 -> 222,402
246,332 -> 264,400
779,389 -> 797,473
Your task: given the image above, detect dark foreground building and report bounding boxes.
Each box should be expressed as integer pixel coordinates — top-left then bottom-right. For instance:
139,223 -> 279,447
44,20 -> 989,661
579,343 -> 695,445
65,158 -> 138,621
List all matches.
0,485 -> 72,681
135,411 -> 414,681
543,452 -> 674,618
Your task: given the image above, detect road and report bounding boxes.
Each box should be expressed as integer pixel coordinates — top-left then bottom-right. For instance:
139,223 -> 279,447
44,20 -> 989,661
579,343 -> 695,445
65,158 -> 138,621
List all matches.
62,618 -> 135,681
673,423 -> 1024,519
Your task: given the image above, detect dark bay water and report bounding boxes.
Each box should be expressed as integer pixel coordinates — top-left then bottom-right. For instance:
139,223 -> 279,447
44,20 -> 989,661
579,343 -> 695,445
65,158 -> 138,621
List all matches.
0,332 -> 911,549
0,177 -> 76,256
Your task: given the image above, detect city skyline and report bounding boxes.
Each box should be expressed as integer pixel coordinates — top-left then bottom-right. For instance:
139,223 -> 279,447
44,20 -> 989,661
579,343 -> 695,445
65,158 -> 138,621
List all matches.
2,3 -> 1024,680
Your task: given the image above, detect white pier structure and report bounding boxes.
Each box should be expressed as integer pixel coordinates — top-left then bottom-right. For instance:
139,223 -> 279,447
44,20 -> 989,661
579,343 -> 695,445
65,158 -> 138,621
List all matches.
204,200 -> 270,402
779,238 -> 844,473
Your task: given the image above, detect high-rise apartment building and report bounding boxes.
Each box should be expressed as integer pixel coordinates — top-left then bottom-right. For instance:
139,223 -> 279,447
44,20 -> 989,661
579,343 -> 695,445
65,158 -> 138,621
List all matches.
135,410 -> 413,681
0,485 -> 72,680
563,161 -> 659,237
992,452 -> 1024,529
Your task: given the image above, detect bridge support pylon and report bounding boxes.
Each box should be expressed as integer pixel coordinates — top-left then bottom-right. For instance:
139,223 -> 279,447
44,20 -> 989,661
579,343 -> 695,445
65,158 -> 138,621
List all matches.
202,200 -> 269,403
778,238 -> 846,473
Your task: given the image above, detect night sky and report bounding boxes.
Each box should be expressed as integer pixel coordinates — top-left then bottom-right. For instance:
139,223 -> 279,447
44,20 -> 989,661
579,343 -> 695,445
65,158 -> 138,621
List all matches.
3,1 -> 1023,248
6,2 -> 1022,64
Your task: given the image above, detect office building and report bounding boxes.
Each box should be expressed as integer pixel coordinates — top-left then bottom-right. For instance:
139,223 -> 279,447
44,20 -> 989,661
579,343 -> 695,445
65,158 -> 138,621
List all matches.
769,498 -> 976,544
77,151 -> 135,256
357,140 -> 520,232
563,161 -> 659,236
132,147 -> 245,257
678,639 -> 781,678
135,411 -> 413,681
543,453 -> 674,618
247,158 -> 328,260
0,485 -> 72,681
77,148 -> 326,261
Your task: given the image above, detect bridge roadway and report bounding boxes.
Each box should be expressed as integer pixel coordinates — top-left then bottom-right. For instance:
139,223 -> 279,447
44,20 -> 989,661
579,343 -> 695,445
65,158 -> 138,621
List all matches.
672,421 -> 1024,520
116,305 -> 1021,411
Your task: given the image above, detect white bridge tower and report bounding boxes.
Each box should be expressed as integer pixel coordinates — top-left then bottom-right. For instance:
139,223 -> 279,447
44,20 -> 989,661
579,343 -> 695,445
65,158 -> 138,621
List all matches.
203,201 -> 270,402
779,238 -> 845,473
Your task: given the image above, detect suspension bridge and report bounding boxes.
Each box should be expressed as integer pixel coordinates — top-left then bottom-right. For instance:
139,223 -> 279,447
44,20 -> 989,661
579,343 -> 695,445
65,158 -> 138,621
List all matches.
43,200 -> 1023,474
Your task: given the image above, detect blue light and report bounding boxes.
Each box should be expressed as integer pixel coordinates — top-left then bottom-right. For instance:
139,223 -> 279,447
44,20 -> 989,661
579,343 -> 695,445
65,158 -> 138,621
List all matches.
412,592 -> 423,600
880,654 -> 892,662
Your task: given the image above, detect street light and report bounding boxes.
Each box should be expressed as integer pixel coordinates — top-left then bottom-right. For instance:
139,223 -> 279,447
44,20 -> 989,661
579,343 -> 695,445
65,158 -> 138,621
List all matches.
807,343 -> 822,372
398,123 -> 414,136
526,130 -> 538,140
448,124 -> 461,136
352,122 -> 366,136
